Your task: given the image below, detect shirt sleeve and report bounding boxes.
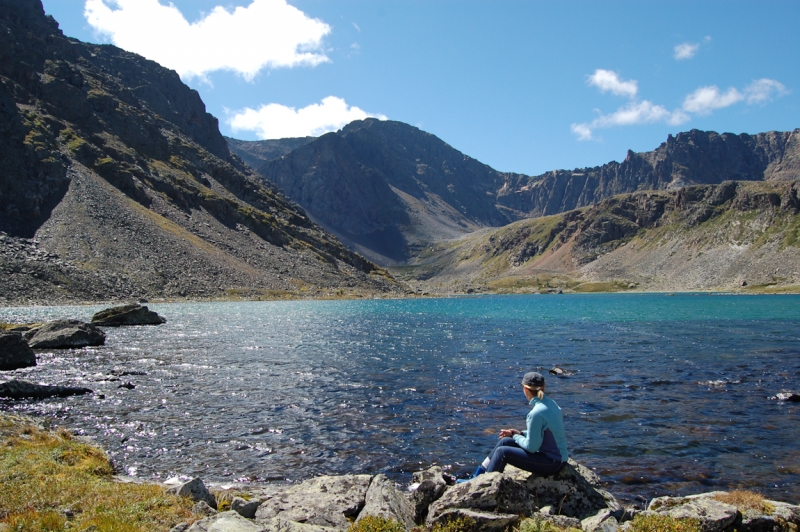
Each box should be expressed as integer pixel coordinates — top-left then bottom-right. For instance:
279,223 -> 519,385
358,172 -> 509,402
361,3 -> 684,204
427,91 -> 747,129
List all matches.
512,405 -> 545,453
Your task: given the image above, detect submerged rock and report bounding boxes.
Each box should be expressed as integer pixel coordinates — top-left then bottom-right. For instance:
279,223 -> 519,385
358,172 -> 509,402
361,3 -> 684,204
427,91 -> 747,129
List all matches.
91,304 -> 166,326
0,331 -> 36,370
0,379 -> 92,399
770,392 -> 800,402
25,319 -> 105,349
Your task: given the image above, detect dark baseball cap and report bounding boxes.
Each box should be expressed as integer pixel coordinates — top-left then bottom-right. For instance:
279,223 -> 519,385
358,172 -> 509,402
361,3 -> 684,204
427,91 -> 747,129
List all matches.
521,372 -> 545,388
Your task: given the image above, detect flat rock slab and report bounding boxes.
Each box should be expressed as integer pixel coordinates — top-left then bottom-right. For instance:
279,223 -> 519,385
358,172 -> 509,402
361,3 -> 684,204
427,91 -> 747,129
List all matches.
92,304 -> 166,326
25,319 -> 105,349
0,331 -> 36,370
648,492 -> 738,532
0,379 -> 93,399
254,474 -> 372,529
187,511 -> 266,532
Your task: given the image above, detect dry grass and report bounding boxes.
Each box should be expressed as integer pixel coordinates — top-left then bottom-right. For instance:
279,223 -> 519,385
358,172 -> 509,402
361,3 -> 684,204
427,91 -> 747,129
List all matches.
713,490 -> 775,515
0,414 -> 195,531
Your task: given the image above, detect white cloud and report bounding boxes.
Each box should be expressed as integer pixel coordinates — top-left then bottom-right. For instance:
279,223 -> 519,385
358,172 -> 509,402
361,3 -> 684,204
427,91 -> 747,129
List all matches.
572,100 -> 689,141
674,42 -> 700,60
587,69 -> 638,99
744,78 -> 789,104
228,96 -> 387,139
682,86 -> 744,114
84,0 -> 331,81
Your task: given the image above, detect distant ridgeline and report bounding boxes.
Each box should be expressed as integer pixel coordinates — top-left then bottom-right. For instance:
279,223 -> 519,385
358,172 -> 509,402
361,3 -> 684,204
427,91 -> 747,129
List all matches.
229,119 -> 800,267
0,0 -> 402,305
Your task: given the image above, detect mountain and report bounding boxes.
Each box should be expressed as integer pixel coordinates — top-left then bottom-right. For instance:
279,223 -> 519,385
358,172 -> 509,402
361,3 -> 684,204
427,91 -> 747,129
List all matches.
252,119 -> 515,264
0,0 -> 402,305
235,120 -> 800,266
396,180 -> 800,293
226,136 -> 315,170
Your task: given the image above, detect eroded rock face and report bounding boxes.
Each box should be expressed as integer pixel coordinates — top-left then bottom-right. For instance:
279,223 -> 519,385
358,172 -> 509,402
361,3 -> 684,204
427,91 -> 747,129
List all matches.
648,492 -> 738,532
0,379 -> 92,399
25,319 -> 105,348
354,474 -> 415,530
0,331 -> 36,370
91,304 -> 166,326
254,475 -> 372,529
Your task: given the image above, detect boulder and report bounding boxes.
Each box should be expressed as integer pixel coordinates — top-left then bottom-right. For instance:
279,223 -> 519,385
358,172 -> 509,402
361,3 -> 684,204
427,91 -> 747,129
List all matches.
410,466 -> 448,522
262,518 -> 339,531
193,501 -> 219,518
231,497 -> 262,519
504,460 -> 621,519
648,492 -> 738,532
25,319 -> 105,349
91,304 -> 166,326
425,472 -> 536,528
533,512 -> 582,530
186,511 -> 265,532
254,474 -> 372,529
581,509 -> 619,532
0,379 -> 92,399
733,499 -> 800,532
431,507 -> 519,532
167,478 -> 218,510
0,331 -> 36,370
354,474 -> 415,530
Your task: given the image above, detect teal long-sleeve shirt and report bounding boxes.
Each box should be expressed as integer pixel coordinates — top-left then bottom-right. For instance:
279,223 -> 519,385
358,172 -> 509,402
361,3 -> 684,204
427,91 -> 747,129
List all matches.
512,394 -> 569,462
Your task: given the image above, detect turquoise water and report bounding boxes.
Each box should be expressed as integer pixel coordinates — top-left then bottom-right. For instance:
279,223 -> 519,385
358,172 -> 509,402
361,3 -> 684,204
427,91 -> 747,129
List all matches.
1,293 -> 799,503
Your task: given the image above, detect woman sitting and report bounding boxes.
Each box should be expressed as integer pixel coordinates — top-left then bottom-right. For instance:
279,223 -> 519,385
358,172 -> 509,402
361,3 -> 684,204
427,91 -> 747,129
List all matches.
459,371 -> 568,482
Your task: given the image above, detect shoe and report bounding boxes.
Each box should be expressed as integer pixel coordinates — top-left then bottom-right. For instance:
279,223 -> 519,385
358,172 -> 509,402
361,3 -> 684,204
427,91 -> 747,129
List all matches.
456,465 -> 486,483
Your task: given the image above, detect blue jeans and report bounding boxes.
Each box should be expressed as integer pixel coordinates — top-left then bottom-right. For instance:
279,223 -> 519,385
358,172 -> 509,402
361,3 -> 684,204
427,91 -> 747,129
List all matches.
486,437 -> 564,476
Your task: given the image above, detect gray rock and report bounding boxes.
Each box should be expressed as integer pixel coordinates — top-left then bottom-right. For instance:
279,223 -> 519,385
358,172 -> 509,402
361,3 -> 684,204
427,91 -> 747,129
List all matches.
193,500 -> 219,517
231,497 -> 262,519
170,524 -> 190,532
0,331 -> 36,370
354,474 -> 415,530
425,472 -> 536,528
91,304 -> 166,326
648,492 -> 738,532
254,474 -> 372,529
260,518 -> 339,531
187,511 -> 265,532
534,512 -> 582,530
168,478 -> 217,510
0,379 -> 92,399
504,460 -> 621,519
735,499 -> 800,531
410,466 -> 448,522
581,509 -> 619,532
430,507 -> 519,532
25,319 -> 105,349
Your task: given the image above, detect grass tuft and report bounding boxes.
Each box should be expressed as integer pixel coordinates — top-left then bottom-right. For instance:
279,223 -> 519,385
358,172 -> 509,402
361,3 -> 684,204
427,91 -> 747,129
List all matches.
349,515 -> 406,532
626,513 -> 701,532
712,490 -> 775,515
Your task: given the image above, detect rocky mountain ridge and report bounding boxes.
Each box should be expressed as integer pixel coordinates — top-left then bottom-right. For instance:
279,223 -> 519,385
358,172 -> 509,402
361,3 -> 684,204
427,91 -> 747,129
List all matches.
233,120 -> 800,267
397,179 -> 800,293
0,0 -> 402,305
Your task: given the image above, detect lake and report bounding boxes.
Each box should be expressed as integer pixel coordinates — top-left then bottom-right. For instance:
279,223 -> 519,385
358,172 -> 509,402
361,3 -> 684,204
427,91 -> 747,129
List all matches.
1,294 -> 799,504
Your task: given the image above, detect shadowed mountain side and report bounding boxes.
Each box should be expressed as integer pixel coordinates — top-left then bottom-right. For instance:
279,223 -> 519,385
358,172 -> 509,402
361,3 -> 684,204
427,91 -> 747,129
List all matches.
226,136 -> 315,170
0,0 -> 403,305
394,180 -> 800,294
254,119 -> 514,265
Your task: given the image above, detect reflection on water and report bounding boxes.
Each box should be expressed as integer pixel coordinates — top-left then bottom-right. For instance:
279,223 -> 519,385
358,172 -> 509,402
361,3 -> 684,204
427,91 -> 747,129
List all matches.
1,294 -> 799,503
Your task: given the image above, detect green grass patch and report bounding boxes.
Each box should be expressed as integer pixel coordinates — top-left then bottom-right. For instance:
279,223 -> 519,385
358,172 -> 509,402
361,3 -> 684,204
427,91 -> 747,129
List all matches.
625,513 -> 701,532
0,414 -> 194,531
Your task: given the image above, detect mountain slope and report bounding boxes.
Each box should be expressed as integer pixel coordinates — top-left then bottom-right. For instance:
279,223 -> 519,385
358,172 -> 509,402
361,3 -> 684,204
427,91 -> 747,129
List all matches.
226,136 -> 315,170
396,180 -> 800,293
254,119 -> 514,264
0,0 -> 402,305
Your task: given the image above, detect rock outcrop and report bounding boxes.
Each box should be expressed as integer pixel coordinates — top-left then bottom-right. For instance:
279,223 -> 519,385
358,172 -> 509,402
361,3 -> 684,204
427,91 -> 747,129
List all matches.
0,0 -> 402,306
91,304 -> 166,326
24,319 -> 105,348
0,379 -> 92,399
0,331 -> 37,370
166,478 -> 218,511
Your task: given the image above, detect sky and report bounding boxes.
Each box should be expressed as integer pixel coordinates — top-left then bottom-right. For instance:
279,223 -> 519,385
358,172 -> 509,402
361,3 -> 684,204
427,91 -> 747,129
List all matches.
40,0 -> 800,176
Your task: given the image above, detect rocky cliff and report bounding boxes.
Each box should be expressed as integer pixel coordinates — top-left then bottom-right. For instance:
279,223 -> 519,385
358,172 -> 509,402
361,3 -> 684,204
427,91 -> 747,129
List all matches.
237,119 -> 800,267
0,0 -> 402,305
398,180 -> 800,293
225,136 -> 315,170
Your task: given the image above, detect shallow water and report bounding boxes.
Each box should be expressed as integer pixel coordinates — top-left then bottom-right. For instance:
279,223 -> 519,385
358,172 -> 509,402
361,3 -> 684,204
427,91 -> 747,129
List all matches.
1,294 -> 799,503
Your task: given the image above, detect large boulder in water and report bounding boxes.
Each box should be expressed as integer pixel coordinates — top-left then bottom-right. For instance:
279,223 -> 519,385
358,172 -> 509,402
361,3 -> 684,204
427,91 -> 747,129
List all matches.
254,474 -> 372,529
25,319 -> 105,349
0,331 -> 36,370
91,304 -> 166,326
0,379 -> 93,399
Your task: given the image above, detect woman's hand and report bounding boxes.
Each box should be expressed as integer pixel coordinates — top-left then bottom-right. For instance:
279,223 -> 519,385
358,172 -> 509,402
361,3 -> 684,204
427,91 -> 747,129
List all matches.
499,429 -> 519,438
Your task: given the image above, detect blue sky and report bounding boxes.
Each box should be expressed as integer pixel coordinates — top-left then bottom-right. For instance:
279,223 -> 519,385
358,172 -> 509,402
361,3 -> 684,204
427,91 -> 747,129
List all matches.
41,0 -> 799,176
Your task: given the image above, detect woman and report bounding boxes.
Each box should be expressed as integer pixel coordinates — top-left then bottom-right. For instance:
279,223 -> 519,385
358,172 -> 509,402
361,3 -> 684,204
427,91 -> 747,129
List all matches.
459,371 -> 568,482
